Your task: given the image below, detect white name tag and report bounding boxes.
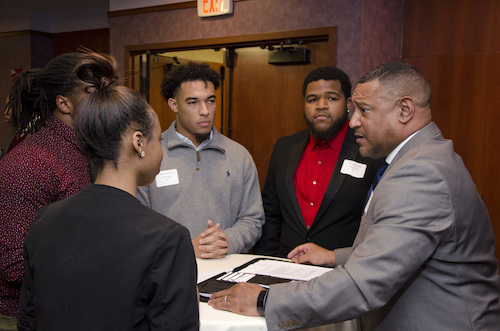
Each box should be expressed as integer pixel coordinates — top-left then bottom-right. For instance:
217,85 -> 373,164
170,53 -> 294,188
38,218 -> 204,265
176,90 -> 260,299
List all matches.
155,169 -> 179,188
340,159 -> 367,178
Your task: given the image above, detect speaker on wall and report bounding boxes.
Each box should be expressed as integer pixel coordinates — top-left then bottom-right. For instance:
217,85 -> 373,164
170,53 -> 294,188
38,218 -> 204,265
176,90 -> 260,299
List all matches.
268,47 -> 311,65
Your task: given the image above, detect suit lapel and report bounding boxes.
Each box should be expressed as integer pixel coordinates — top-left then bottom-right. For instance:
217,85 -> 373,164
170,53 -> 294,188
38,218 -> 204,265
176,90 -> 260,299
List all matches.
285,130 -> 310,228
355,122 -> 440,247
313,128 -> 359,225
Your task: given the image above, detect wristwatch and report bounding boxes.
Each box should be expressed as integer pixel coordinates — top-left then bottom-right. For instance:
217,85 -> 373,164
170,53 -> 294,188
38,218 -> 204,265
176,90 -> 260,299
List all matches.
257,288 -> 269,316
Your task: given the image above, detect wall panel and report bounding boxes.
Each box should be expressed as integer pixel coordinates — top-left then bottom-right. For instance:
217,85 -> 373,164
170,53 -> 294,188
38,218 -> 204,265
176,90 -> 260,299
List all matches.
403,0 -> 500,260
403,0 -> 500,57
53,29 -> 110,56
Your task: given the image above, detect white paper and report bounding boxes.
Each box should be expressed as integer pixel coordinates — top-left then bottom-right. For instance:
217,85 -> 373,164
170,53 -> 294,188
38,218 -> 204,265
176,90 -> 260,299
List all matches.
218,271 -> 255,283
340,159 -> 367,178
237,260 -> 332,281
197,269 -> 230,284
155,169 -> 179,187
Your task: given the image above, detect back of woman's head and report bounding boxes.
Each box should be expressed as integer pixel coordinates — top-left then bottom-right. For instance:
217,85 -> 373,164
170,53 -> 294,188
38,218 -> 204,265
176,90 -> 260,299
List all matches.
74,52 -> 155,171
6,52 -> 86,134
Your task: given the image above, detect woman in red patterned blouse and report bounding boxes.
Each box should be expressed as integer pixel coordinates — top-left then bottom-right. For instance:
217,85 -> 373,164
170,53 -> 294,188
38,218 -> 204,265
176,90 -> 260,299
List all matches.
0,52 -> 93,325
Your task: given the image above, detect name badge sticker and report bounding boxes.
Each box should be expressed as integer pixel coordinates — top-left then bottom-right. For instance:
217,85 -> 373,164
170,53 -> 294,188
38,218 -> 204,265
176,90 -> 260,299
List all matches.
155,169 -> 180,187
340,159 -> 367,179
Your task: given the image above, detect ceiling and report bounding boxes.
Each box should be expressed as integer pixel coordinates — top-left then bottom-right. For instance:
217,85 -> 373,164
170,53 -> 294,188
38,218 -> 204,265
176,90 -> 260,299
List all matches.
0,0 -> 110,33
1,0 -> 108,13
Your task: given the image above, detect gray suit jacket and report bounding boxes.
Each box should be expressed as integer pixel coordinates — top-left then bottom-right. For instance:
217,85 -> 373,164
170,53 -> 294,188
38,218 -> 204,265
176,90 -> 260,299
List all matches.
265,122 -> 500,330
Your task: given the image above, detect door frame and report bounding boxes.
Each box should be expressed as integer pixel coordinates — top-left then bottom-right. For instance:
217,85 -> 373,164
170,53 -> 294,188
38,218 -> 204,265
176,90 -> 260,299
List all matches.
124,27 -> 337,135
124,27 -> 336,64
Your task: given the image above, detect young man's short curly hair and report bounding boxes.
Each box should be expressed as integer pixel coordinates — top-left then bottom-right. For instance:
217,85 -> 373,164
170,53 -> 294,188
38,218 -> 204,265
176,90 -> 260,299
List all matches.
302,66 -> 352,99
160,62 -> 221,100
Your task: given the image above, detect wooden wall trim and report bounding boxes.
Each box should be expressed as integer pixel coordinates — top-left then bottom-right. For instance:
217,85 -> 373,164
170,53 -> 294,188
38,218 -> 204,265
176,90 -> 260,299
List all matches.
0,28 -> 109,38
0,29 -> 108,39
108,0 -> 244,17
123,26 -> 336,87
0,30 -> 52,38
125,27 -> 335,53
52,28 -> 110,38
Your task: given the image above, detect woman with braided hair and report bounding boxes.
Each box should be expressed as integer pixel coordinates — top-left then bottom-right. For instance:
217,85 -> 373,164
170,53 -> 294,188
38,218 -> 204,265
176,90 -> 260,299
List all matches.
18,52 -> 199,330
0,52 -> 92,328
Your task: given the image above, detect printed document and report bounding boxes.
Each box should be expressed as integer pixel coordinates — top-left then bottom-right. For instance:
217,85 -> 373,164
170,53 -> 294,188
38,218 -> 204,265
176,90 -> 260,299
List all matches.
237,259 -> 332,281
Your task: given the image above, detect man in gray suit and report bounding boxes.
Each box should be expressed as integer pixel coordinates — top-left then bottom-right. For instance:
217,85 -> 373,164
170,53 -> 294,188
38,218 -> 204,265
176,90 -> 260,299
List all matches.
208,62 -> 500,330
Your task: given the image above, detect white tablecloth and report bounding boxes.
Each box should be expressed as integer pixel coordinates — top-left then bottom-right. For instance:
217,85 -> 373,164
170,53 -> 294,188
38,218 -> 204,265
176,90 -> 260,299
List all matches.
197,254 -> 360,331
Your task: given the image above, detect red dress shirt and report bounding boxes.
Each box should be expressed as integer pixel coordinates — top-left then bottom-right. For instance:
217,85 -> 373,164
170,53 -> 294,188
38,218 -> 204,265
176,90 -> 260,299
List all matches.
0,115 -> 91,317
293,122 -> 348,230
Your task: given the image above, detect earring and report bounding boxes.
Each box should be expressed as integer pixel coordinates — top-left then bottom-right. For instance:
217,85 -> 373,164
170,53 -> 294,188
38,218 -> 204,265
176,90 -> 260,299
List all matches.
140,151 -> 145,158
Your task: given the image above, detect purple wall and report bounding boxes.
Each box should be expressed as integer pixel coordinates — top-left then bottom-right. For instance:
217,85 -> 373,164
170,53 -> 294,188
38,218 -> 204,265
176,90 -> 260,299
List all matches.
361,0 -> 404,73
109,0 -> 403,86
0,0 -> 403,106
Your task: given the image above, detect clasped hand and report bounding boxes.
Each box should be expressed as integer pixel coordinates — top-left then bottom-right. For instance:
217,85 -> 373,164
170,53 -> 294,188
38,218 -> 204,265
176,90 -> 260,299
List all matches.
192,220 -> 228,259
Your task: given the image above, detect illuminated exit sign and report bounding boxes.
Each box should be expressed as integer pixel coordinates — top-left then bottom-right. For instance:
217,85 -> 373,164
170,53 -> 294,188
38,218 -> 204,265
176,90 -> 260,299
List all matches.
197,0 -> 233,17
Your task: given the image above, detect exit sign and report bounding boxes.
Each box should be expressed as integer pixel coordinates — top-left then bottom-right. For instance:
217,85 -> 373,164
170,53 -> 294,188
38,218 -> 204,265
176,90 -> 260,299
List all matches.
197,0 -> 233,17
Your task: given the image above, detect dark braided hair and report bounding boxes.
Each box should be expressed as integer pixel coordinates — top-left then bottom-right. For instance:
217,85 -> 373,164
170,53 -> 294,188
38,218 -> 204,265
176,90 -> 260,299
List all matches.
5,52 -> 86,134
74,52 -> 155,171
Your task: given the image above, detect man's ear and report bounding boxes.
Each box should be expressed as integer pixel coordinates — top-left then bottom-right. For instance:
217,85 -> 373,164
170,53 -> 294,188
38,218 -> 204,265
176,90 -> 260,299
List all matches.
346,97 -> 352,112
55,95 -> 73,115
399,97 -> 415,124
167,98 -> 178,114
345,97 -> 353,119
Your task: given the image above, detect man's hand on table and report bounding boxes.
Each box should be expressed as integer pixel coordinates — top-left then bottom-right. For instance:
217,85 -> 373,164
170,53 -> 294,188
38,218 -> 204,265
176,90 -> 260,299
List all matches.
192,220 -> 229,259
208,283 -> 263,316
287,242 -> 336,267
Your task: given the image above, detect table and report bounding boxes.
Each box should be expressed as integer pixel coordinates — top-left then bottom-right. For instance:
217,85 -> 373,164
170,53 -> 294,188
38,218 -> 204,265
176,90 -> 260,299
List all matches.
197,254 -> 360,331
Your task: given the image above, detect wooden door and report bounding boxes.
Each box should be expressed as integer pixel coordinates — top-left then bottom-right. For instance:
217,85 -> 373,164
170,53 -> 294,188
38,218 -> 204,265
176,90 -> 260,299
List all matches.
125,28 -> 336,189
230,41 -> 333,188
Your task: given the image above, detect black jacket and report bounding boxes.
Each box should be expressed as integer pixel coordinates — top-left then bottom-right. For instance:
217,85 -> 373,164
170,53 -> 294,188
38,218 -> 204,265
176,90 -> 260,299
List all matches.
18,184 -> 199,331
253,128 -> 383,257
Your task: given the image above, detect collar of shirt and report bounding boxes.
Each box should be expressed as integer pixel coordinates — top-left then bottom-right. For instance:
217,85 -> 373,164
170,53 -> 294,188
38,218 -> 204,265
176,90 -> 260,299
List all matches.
175,128 -> 213,151
307,121 -> 349,153
47,114 -> 80,149
385,129 -> 420,165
